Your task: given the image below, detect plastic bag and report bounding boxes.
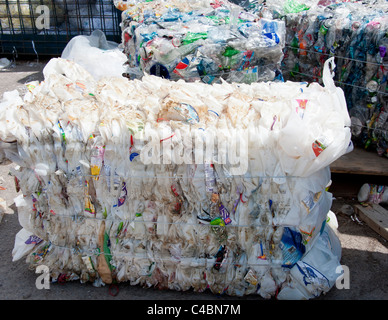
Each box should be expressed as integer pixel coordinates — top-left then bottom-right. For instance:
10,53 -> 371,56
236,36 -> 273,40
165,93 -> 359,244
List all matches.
277,223 -> 342,300
61,30 -> 127,81
12,228 -> 43,262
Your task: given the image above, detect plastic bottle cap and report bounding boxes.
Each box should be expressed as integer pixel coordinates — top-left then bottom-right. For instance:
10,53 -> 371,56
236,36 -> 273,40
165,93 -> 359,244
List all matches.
171,38 -> 181,47
150,63 -> 170,79
366,80 -> 379,93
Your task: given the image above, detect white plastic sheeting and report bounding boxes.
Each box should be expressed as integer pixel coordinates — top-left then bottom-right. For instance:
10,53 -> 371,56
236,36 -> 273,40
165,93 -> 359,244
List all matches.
61,30 -> 127,81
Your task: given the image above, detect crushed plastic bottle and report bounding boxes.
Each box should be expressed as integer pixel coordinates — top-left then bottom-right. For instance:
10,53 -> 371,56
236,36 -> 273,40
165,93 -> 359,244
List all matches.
358,183 -> 388,205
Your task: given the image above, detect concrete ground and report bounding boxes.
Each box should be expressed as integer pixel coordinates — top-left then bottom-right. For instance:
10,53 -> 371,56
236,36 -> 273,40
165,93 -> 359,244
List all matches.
0,59 -> 387,301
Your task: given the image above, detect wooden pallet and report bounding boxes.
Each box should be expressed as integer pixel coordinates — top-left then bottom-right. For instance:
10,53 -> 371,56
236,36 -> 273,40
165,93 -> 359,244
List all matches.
331,147 -> 388,176
354,203 -> 388,240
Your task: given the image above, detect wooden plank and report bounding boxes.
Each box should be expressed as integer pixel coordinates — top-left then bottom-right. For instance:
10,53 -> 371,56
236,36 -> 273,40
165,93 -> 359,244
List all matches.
354,204 -> 388,240
330,147 -> 388,176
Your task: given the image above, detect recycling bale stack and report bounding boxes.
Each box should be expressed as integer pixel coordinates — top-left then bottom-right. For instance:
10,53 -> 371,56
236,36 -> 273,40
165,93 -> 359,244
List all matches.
1,57 -> 350,299
264,0 -> 388,157
114,0 -> 286,84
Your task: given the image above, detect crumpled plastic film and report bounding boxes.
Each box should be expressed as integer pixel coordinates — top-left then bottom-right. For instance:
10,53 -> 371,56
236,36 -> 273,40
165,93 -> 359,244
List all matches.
115,0 -> 286,84
61,30 -> 127,81
1,57 -> 350,298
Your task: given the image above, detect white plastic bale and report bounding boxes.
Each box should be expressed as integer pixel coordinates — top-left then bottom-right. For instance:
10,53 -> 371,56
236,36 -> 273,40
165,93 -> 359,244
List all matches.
0,57 -> 351,298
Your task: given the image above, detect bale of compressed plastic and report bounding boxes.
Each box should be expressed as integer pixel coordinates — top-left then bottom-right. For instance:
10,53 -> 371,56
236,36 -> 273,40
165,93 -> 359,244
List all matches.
264,0 -> 388,157
0,57 -> 351,298
115,0 -> 286,84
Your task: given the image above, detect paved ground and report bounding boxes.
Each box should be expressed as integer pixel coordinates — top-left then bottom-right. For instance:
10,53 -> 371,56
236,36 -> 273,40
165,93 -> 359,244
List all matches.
0,59 -> 387,301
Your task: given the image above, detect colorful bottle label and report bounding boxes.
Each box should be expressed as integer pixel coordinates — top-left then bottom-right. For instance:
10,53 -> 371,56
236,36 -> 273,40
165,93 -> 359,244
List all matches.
296,99 -> 308,119
219,203 -> 232,225
312,139 -> 327,157
117,182 -> 127,207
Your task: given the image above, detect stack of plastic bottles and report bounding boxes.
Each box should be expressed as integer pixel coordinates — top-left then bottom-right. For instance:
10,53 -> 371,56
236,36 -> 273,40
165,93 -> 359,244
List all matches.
1,56 -> 351,299
114,0 -> 286,84
263,0 -> 388,157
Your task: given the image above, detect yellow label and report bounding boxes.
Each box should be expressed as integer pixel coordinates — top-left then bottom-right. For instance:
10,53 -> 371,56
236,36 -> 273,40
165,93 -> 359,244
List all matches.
91,165 -> 101,176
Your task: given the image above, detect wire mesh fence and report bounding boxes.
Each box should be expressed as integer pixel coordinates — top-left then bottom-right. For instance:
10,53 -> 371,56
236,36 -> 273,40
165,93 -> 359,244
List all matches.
0,0 -> 122,56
